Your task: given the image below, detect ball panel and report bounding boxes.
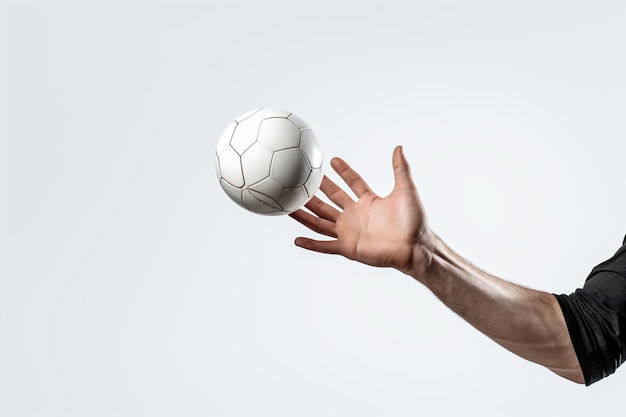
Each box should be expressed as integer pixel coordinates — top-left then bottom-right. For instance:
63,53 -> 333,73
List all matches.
241,142 -> 273,185
220,178 -> 244,205
257,118 -> 301,151
230,118 -> 260,155
303,167 -> 323,197
278,186 -> 309,213
300,128 -> 323,169
218,146 -> 245,187
249,177 -> 285,202
235,108 -> 261,123
287,113 -> 309,129
271,148 -> 311,187
243,189 -> 283,214
217,121 -> 237,156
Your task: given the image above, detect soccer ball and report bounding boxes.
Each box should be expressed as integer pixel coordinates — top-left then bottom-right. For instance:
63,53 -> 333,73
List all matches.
215,108 -> 323,215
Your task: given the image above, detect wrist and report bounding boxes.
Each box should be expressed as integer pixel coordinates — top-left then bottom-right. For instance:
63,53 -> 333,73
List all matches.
399,228 -> 437,279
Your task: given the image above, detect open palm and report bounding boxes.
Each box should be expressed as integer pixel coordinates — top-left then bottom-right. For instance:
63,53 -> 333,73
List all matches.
290,146 -> 431,274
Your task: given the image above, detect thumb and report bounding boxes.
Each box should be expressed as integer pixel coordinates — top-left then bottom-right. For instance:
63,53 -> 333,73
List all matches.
392,145 -> 416,192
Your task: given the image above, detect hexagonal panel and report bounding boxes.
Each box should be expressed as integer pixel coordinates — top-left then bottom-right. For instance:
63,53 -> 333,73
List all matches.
271,148 -> 311,188
300,128 -> 323,169
279,186 -> 309,213
241,142 -> 273,185
257,118 -> 301,151
216,121 -> 237,155
217,146 -> 244,187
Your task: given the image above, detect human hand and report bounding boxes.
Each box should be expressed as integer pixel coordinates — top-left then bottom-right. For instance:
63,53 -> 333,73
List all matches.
289,146 -> 434,276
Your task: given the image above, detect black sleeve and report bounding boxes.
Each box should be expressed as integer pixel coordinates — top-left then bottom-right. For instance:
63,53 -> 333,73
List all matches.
555,235 -> 626,385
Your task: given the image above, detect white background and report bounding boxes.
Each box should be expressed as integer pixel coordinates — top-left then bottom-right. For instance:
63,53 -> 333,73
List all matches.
4,0 -> 626,416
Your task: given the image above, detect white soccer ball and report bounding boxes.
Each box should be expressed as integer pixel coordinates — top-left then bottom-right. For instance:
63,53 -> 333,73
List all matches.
215,108 -> 323,215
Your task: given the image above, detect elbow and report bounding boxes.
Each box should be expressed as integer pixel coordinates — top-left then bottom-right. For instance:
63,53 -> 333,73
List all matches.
563,372 -> 586,385
550,366 -> 586,385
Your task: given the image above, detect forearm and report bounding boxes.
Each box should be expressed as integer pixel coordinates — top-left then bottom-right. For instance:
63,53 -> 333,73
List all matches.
409,233 -> 584,383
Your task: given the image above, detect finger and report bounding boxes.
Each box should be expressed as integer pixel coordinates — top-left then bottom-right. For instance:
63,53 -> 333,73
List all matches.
289,209 -> 337,238
293,237 -> 342,255
319,175 -> 353,209
392,145 -> 417,193
330,157 -> 373,198
304,196 -> 339,222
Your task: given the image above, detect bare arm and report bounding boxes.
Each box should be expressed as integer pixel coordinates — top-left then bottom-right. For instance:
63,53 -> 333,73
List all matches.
419,235 -> 583,382
290,146 -> 584,383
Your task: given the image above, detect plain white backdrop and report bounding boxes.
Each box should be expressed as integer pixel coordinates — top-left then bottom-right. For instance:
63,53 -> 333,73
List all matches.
5,1 -> 626,416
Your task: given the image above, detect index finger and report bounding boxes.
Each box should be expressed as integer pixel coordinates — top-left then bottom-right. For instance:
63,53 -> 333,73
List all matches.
320,175 -> 353,209
330,157 -> 373,198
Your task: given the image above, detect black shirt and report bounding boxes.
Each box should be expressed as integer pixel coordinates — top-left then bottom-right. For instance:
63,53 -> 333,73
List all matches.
555,235 -> 626,385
